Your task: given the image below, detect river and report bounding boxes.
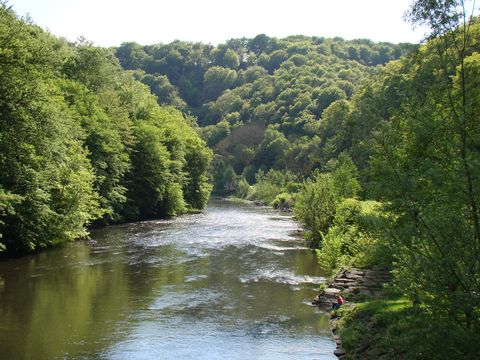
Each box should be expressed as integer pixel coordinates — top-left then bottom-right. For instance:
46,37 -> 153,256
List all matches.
0,199 -> 335,359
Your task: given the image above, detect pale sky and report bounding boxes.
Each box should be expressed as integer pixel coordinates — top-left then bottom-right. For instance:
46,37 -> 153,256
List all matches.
8,0 -> 429,46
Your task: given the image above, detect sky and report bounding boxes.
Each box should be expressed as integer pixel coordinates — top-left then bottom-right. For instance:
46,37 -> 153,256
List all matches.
8,0 -> 429,46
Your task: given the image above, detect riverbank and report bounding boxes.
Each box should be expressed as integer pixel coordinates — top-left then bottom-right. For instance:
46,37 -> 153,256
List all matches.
221,196 -> 294,212
313,266 -> 480,359
313,267 -> 392,359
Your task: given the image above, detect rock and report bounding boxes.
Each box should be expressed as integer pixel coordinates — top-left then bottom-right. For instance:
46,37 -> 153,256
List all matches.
349,276 -> 364,282
343,287 -> 360,294
311,267 -> 392,359
334,347 -> 346,357
359,289 -> 372,296
348,268 -> 365,275
363,280 -> 383,288
323,288 -> 342,297
336,278 -> 357,284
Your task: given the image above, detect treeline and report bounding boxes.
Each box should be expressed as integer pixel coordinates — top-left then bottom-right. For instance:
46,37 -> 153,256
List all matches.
0,5 -> 212,255
115,34 -> 416,195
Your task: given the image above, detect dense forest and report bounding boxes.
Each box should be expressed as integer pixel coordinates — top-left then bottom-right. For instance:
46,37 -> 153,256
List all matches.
0,4 -> 212,254
115,35 -> 415,197
1,0 -> 479,357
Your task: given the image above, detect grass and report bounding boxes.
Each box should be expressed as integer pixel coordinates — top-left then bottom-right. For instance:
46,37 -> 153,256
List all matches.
338,297 -> 409,352
336,296 -> 480,359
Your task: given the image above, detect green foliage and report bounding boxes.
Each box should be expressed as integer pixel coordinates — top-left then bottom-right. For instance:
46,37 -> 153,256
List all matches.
203,66 -> 238,100
60,79 -> 131,223
182,129 -> 213,210
339,297 -> 480,359
271,192 -> 295,210
0,189 -> 22,251
366,19 -> 480,333
124,121 -> 172,219
200,120 -> 231,147
0,5 -> 102,253
294,172 -> 338,246
316,199 -> 387,273
211,160 -> 239,196
0,6 -> 212,254
115,34 -> 413,179
326,152 -> 362,198
134,71 -> 187,111
254,126 -> 290,170
294,153 -> 362,249
254,169 -> 296,204
312,7 -> 480,353
235,177 -> 254,200
122,99 -> 212,218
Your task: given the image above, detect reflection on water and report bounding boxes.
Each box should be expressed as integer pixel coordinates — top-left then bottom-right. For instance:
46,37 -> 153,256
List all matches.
0,199 -> 335,359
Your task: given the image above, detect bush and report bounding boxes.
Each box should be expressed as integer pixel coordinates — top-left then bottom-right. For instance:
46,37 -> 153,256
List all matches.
316,199 -> 387,274
253,169 -> 295,204
294,172 -> 338,246
271,192 -> 295,209
235,177 -> 254,199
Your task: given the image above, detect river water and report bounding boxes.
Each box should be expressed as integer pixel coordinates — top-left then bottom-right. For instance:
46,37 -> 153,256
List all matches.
0,199 -> 335,359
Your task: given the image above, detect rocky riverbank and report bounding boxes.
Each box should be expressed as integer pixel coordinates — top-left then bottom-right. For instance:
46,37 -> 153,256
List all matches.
313,267 -> 392,359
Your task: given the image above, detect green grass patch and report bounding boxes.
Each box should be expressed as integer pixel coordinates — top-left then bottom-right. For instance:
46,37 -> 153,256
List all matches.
225,196 -> 253,204
337,296 -> 480,359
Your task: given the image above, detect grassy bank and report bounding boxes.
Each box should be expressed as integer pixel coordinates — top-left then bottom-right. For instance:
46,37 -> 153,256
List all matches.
335,294 -> 480,359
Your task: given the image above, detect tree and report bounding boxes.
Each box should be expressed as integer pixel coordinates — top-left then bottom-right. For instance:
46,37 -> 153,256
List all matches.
313,85 -> 346,116
254,126 -> 289,170
115,42 -> 150,70
326,152 -> 361,198
220,48 -> 240,69
124,122 -> 175,219
294,172 -> 338,246
370,0 -> 480,333
137,72 -> 187,111
0,5 -> 101,253
203,66 -> 237,100
248,34 -> 272,56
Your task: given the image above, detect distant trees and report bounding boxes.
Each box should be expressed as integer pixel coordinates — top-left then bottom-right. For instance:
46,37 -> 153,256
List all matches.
203,66 -> 238,100
114,34 -> 414,196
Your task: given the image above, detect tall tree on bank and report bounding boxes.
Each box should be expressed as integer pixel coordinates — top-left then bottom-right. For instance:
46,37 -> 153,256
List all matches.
0,4 -> 212,254
0,6 -> 101,253
371,0 -> 480,332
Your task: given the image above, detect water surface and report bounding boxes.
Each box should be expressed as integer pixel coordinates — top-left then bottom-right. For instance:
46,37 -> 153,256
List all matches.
0,199 -> 335,359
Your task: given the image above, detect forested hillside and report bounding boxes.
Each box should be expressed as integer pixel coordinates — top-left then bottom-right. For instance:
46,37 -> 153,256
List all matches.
0,5 -> 212,254
115,36 -> 415,195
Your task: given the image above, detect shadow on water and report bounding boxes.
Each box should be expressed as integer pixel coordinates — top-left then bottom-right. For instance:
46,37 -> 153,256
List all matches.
0,199 -> 335,359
